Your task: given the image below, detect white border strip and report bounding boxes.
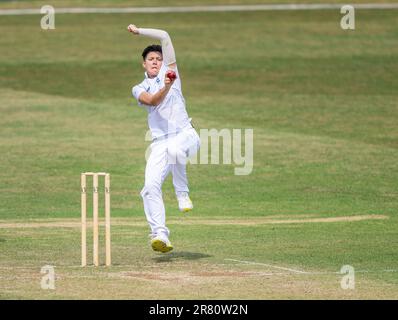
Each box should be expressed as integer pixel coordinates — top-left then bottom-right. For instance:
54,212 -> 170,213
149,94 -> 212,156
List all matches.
1,3 -> 398,15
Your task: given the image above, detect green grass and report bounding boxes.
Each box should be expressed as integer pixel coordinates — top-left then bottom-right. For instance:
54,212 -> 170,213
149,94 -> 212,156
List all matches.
0,0 -> 397,10
0,7 -> 397,299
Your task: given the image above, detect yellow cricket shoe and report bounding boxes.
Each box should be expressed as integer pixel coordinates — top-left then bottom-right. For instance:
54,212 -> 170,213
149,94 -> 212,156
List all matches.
151,237 -> 174,253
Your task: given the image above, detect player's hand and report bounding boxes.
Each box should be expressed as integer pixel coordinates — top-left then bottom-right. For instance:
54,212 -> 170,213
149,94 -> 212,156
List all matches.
127,24 -> 139,35
164,75 -> 175,87
165,70 -> 177,87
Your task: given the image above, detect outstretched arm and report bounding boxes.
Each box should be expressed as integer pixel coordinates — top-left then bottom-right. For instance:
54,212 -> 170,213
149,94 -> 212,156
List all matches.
127,24 -> 176,68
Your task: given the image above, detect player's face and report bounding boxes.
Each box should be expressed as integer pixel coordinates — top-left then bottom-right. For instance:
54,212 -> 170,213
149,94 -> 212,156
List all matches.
143,51 -> 163,78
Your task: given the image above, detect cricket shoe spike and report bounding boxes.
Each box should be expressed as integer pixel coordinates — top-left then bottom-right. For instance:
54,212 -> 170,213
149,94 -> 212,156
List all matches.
177,192 -> 193,213
151,236 -> 174,253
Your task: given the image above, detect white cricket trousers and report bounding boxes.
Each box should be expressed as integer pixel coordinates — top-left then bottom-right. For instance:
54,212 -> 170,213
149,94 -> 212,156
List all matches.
140,127 -> 200,238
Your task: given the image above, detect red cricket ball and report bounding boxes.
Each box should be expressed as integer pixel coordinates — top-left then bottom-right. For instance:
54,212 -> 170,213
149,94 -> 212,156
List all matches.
166,70 -> 177,80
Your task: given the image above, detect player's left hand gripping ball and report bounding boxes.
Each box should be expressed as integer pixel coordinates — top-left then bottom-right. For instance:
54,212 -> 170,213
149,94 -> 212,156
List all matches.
166,70 -> 177,80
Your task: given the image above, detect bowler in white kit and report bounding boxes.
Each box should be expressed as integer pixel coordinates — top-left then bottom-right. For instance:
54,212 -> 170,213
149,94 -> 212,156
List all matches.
128,24 -> 200,253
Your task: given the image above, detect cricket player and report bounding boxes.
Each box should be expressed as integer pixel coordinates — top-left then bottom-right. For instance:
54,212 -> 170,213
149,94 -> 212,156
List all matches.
128,24 -> 200,253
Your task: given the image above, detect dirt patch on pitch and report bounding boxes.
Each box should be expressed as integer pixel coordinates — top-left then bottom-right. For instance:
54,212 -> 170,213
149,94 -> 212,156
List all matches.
119,272 -> 182,282
0,214 -> 388,229
118,270 -> 270,283
173,214 -> 389,225
229,214 -> 388,225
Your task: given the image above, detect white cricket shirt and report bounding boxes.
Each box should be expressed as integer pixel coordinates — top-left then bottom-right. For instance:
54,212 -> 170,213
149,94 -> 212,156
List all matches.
132,63 -> 191,140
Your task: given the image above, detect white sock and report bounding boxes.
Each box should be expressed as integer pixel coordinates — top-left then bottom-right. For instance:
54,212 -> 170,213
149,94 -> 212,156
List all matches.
176,191 -> 189,198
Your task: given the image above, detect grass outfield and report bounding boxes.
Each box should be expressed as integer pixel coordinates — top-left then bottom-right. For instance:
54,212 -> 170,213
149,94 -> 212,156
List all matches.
0,7 -> 398,299
1,0 -> 398,9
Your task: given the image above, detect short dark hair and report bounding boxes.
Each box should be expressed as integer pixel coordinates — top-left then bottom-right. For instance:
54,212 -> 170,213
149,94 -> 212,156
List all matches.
142,44 -> 162,60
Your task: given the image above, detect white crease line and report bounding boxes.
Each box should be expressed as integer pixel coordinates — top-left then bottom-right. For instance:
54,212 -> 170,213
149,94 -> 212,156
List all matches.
1,4 -> 398,15
225,258 -> 310,274
225,259 -> 398,275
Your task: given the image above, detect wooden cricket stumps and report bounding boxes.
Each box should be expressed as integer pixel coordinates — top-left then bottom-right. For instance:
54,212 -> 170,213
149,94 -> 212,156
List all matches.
81,172 -> 111,267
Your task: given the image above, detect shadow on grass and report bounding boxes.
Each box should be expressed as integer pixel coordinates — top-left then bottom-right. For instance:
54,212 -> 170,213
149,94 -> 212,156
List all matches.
153,251 -> 211,263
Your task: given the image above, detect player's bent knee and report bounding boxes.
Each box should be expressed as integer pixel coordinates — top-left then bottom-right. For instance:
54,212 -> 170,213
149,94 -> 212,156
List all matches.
140,183 -> 161,198
167,148 -> 188,165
